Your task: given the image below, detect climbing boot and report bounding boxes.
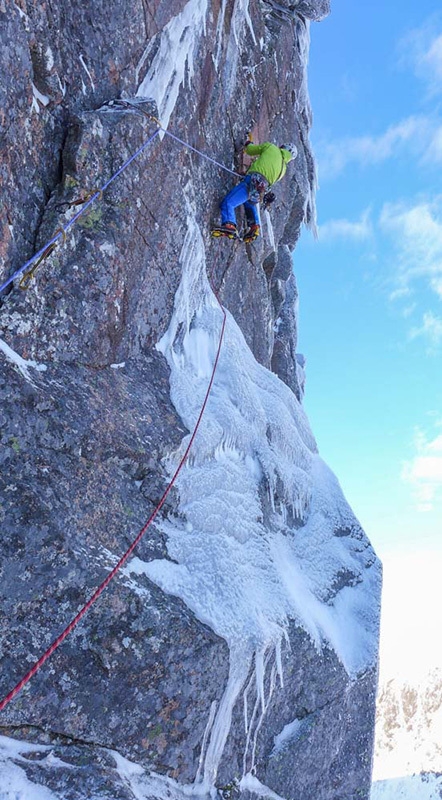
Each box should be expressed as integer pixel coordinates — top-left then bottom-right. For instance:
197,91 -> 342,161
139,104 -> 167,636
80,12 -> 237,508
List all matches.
211,222 -> 238,240
243,224 -> 260,243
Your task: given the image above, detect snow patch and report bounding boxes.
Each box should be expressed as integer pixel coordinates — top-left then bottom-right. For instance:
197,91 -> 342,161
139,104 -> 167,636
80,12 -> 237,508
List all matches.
0,736 -> 213,800
0,337 -> 47,383
223,0 -> 258,100
272,718 -> 303,755
240,773 -> 286,800
56,75 -> 66,97
31,83 -> 50,114
232,0 -> 256,47
99,242 -> 117,257
0,736 -> 69,800
213,0 -> 228,70
79,54 -> 95,90
45,46 -> 54,72
263,209 -> 276,250
13,2 -> 29,22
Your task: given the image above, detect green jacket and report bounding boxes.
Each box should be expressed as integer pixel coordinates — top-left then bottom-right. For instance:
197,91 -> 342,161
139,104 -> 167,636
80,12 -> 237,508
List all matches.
245,142 -> 292,185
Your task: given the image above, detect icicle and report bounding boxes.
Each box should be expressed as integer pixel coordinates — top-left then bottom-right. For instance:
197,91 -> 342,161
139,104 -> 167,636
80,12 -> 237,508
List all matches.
195,700 -> 217,784
137,0 -> 210,130
275,637 -> 284,689
202,649 -> 252,787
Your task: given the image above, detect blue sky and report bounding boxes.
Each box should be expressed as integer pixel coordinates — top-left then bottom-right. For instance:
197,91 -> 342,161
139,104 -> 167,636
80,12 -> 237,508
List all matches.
296,0 -> 442,558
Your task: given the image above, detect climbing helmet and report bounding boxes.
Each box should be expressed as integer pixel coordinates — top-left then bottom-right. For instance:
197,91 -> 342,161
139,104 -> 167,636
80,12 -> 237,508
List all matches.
280,143 -> 298,159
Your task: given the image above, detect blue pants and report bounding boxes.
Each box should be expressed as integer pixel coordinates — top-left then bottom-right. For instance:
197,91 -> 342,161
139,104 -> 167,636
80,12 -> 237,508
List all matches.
220,175 -> 260,227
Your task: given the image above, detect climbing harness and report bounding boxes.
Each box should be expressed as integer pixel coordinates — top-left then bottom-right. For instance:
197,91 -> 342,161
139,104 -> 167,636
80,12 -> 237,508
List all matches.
248,173 -> 269,204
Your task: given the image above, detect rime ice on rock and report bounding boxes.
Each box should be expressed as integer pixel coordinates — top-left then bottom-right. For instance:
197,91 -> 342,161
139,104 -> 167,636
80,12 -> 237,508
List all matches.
136,0 -> 209,130
121,206 -> 382,785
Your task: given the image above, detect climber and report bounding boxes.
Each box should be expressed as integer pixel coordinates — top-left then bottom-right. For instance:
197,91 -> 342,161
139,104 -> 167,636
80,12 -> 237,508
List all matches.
211,136 -> 298,243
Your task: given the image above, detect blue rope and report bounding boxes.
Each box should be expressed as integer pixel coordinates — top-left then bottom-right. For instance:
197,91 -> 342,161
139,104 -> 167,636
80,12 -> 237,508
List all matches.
161,127 -> 242,178
0,127 -> 161,295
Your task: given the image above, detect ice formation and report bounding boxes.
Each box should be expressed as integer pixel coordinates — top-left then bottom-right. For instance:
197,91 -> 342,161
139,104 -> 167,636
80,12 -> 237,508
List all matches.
136,0 -> 209,130
120,204 -> 381,786
0,736 -> 64,800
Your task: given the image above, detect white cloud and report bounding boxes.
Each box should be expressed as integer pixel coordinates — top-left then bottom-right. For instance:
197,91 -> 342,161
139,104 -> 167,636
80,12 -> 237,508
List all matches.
402,303 -> 417,318
318,115 -> 434,179
389,287 -> 412,301
430,276 -> 442,297
318,18 -> 442,180
400,18 -> 442,96
379,551 -> 442,683
422,33 -> 442,81
426,125 -> 442,163
402,426 -> 442,510
410,311 -> 442,349
319,208 -> 372,241
379,198 -> 442,289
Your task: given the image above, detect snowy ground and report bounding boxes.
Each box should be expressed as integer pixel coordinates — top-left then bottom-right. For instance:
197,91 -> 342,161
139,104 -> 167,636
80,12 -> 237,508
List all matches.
0,734 -> 288,800
371,774 -> 442,800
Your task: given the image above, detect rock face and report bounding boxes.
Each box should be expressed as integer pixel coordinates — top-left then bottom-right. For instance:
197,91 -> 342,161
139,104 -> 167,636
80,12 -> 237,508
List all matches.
0,2 -> 381,799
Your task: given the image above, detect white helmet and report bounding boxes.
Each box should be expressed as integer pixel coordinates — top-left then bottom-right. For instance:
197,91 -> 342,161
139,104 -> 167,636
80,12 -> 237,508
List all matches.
280,143 -> 298,159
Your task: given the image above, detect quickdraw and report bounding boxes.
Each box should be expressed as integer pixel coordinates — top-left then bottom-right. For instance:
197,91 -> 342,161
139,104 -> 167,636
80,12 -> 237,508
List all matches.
18,227 -> 67,290
56,187 -> 103,210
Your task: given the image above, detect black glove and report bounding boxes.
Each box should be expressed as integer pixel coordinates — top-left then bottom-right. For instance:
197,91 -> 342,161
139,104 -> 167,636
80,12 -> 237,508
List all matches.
262,191 -> 275,210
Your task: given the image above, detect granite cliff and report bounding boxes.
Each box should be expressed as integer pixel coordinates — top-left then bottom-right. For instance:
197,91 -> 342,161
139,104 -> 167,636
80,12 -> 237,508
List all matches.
0,1 -> 381,798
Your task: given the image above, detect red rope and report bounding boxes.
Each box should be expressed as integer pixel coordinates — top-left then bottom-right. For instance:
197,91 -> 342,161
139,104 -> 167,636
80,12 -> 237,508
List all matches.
0,272 -> 227,713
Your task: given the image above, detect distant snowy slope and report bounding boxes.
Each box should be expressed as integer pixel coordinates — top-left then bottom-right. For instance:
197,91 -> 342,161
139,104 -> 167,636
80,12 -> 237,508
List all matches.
372,554 -> 442,795
371,774 -> 442,800
374,669 -> 442,781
